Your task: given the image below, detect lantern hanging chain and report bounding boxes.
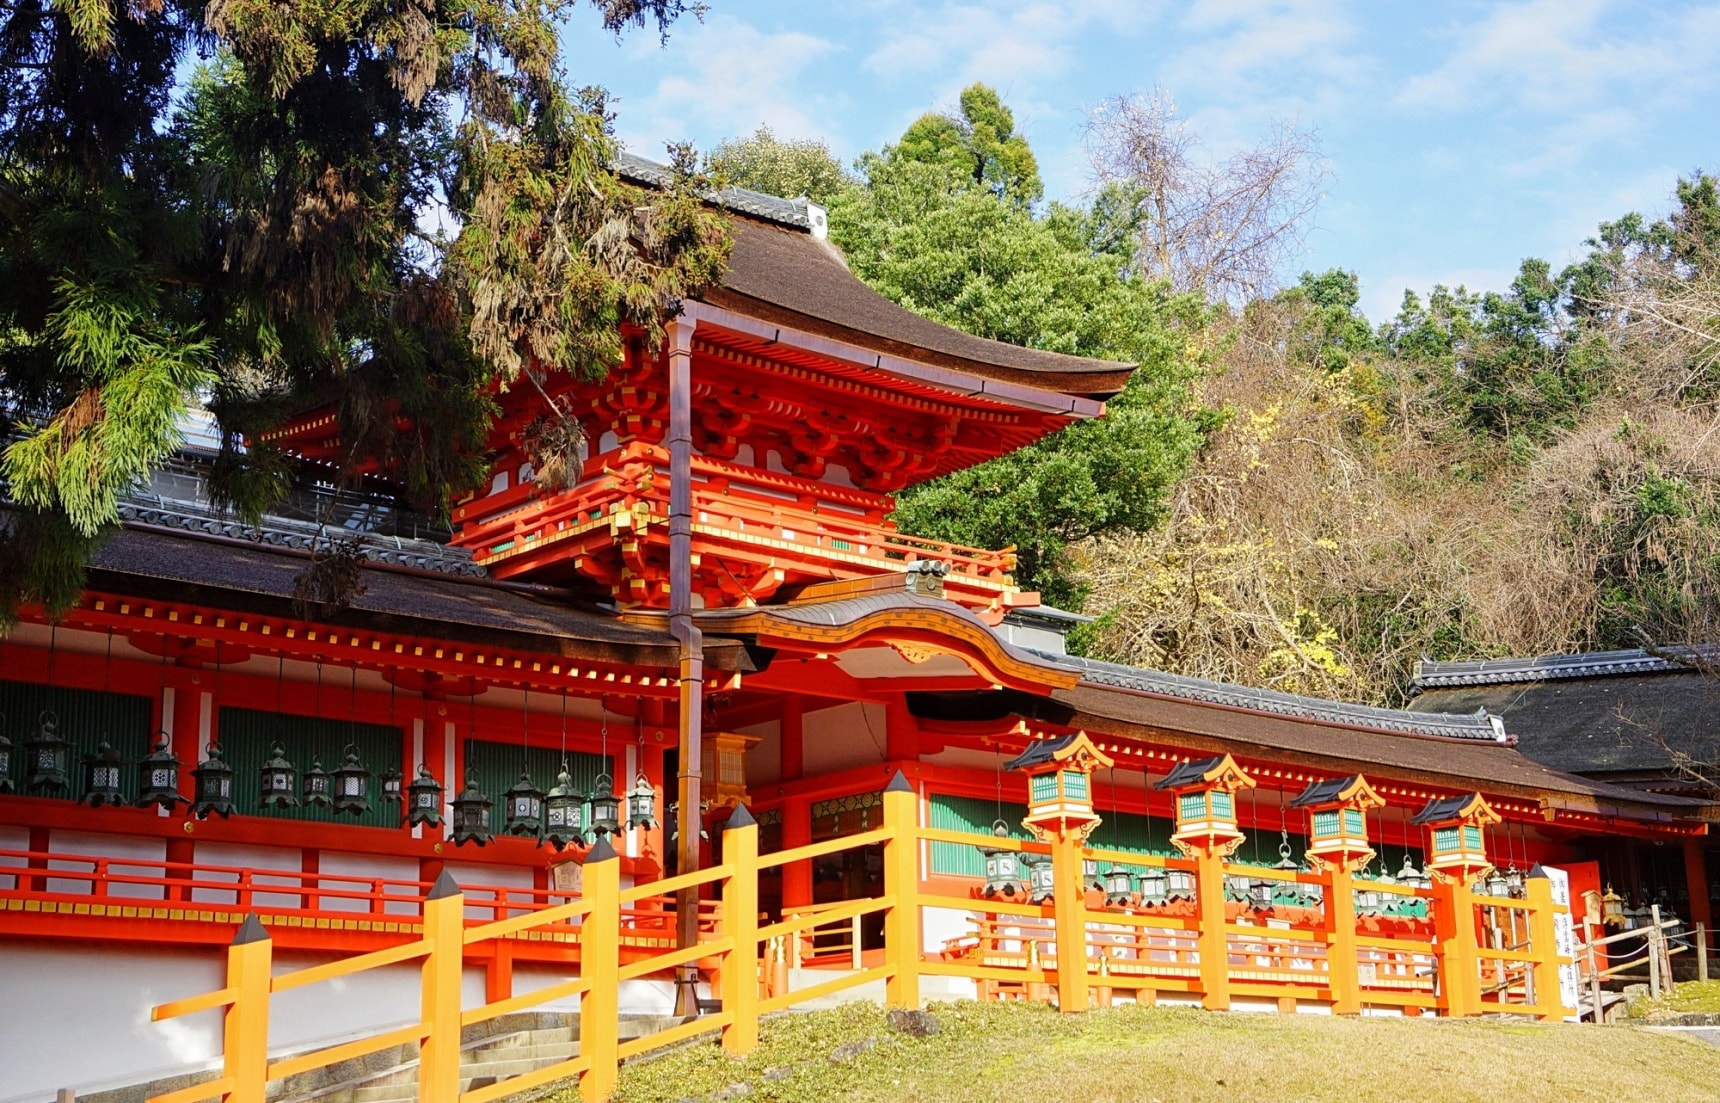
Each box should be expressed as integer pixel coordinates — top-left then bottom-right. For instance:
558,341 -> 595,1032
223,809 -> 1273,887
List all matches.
276,654 -> 285,714
1251,785 -> 1260,865
558,686 -> 568,765
102,628 -> 113,696
522,684 -> 530,764
348,665 -> 357,746
994,740 -> 1004,827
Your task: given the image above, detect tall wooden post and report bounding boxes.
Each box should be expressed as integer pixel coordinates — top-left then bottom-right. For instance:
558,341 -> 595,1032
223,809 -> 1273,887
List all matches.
1049,823 -> 1089,1012
1325,866 -> 1361,1015
1432,877 -> 1479,1017
721,806 -> 760,1056
1684,839 -> 1711,960
882,771 -> 921,1009
419,872 -> 464,1103
224,915 -> 272,1103
1194,846 -> 1230,1010
580,837 -> 622,1103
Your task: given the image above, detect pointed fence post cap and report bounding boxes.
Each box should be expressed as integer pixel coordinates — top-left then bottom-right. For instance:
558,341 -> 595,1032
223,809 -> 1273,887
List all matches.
884,770 -> 914,794
587,833 -> 619,863
1527,863 -> 1550,880
725,803 -> 756,831
232,913 -> 270,945
427,868 -> 461,900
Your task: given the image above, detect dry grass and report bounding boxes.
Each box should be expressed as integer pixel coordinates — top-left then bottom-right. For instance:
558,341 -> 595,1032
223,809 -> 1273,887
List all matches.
592,1001 -> 1720,1103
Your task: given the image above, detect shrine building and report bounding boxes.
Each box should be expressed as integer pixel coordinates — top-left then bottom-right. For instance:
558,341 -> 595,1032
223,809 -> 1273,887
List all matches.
1,157 -> 1714,1103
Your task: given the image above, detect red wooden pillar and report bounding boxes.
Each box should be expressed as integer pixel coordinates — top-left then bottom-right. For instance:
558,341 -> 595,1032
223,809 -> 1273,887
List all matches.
1685,838 -> 1712,953
884,699 -> 918,765
778,698 -> 812,909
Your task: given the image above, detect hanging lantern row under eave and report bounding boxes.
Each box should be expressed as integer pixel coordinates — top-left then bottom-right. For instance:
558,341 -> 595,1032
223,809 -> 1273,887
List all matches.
451,770 -> 494,846
259,742 -> 299,808
627,773 -> 658,831
81,741 -> 127,807
504,771 -> 545,838
1101,866 -> 1136,908
588,773 -> 620,837
25,710 -> 71,793
136,733 -> 187,810
1026,854 -> 1055,904
1139,867 -> 1169,906
544,768 -> 586,849
0,717 -> 13,793
979,819 -> 1024,899
331,745 -> 372,817
407,764 -> 444,828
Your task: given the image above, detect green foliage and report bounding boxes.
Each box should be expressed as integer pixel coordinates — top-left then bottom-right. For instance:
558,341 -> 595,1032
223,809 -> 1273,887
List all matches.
707,126 -> 851,205
0,0 -> 726,621
884,83 -> 1042,205
820,100 -> 1213,607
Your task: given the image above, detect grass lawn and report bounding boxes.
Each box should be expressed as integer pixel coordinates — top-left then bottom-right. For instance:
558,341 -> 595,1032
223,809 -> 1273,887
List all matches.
572,1001 -> 1720,1103
1629,979 -> 1720,1017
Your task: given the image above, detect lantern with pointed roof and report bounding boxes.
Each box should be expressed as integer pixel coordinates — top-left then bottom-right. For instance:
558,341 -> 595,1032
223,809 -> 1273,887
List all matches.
1154,754 -> 1255,858
977,819 -> 1024,899
406,764 -> 444,828
190,743 -> 235,819
135,733 -> 187,811
503,771 -> 545,838
543,767 -> 586,849
0,714 -> 13,793
1411,793 -> 1500,884
24,710 -> 71,793
1002,729 -> 1114,844
1601,884 -> 1625,928
1289,775 -> 1384,873
80,741 -> 127,807
258,743 -> 299,809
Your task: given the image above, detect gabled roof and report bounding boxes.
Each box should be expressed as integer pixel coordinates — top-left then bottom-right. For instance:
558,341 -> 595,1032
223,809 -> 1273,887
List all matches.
1412,793 -> 1498,826
1414,646 -> 1720,688
1002,730 -> 1112,773
1289,775 -> 1382,810
1155,753 -> 1253,792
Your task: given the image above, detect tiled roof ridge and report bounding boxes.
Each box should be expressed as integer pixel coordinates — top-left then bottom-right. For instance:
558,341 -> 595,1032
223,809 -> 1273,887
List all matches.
1041,651 -> 1508,743
1413,645 -> 1720,689
116,494 -> 488,579
613,151 -> 816,232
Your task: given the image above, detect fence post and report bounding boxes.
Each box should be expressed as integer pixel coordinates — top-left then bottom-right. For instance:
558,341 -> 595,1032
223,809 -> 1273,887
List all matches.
1524,870 -> 1563,1021
224,915 -> 273,1103
1431,877 -> 1479,1017
580,836 -> 622,1103
721,805 -> 760,1056
1050,825 -> 1089,1013
882,771 -> 921,1009
1324,865 -> 1362,1015
1700,923 -> 1710,983
418,871 -> 464,1103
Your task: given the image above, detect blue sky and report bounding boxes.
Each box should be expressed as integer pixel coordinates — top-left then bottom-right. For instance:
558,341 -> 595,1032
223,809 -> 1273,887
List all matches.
561,1 -> 1720,323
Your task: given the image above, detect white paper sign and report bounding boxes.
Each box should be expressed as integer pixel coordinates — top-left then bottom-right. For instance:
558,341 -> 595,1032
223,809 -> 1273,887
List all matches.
1545,865 -> 1581,1020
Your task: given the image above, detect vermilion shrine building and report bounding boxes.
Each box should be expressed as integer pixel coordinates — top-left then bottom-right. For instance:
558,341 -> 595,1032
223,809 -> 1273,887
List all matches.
1,158 -> 1713,1102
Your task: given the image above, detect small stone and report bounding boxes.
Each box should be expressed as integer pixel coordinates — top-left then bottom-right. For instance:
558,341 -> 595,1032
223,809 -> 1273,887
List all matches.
763,1067 -> 796,1082
828,1037 -> 879,1063
886,1008 -> 942,1038
711,1083 -> 753,1101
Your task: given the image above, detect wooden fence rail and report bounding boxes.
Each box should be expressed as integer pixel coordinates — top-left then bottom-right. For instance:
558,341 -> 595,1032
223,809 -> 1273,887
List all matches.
148,772 -> 1572,1103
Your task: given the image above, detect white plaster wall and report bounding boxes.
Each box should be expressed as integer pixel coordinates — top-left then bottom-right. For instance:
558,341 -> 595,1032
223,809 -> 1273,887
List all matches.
0,943 -> 487,1103
49,830 -> 167,900
189,841 -> 305,910
444,859 -> 535,923
318,850 -> 420,915
740,719 -> 780,788
802,703 -> 888,776
0,825 -> 24,890
922,905 -> 972,958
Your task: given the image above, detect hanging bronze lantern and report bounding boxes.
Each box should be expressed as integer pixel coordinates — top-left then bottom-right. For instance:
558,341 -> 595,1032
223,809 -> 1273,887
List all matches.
258,743 -> 299,809
24,710 -> 71,793
587,772 -> 621,837
1601,884 -> 1625,927
380,765 -> 404,805
1484,868 -> 1510,898
1398,854 -> 1431,892
1026,853 -> 1055,904
979,820 -> 1023,899
135,733 -> 187,810
1101,866 -> 1137,908
450,770 -> 494,846
1166,867 -> 1197,902
406,764 -> 443,827
331,745 -> 372,817
1139,866 -> 1169,907
0,714 -> 13,793
1505,866 -> 1527,899
191,743 -> 235,819
543,767 -> 586,849
504,771 -> 545,838
626,773 -> 658,831
80,741 -> 127,807
1248,877 -> 1277,912
302,756 -> 332,807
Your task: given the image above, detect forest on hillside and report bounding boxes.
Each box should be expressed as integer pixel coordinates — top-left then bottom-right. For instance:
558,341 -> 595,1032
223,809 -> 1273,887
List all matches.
707,88 -> 1720,707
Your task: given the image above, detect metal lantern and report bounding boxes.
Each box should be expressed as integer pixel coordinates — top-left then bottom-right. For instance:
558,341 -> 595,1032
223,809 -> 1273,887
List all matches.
979,820 -> 1023,899
450,770 -> 494,846
1505,866 -> 1526,899
1601,884 -> 1625,927
1248,877 -> 1277,911
1166,867 -> 1197,901
135,733 -> 187,810
1026,853 -> 1055,904
1224,874 -> 1252,903
302,756 -> 331,807
1484,868 -> 1510,899
331,745 -> 372,817
1140,866 -> 1169,907
504,771 -> 545,838
1354,883 -> 1381,915
406,764 -> 444,828
544,768 -> 586,849
380,765 -> 404,805
1398,854 -> 1431,892
587,772 -> 621,837
1101,866 -> 1136,908
24,710 -> 71,793
0,714 -> 13,793
80,741 -> 127,807
190,743 -> 235,819
258,742 -> 299,809
627,773 -> 659,831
